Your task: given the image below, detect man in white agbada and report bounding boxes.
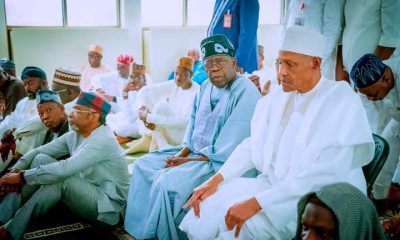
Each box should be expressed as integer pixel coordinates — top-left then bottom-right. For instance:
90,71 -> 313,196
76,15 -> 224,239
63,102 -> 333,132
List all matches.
107,64 -> 148,142
92,54 -> 134,113
283,0 -> 344,80
336,0 -> 400,82
0,67 -> 48,172
80,44 -> 111,91
350,54 -> 400,202
125,57 -> 199,153
180,26 -> 375,240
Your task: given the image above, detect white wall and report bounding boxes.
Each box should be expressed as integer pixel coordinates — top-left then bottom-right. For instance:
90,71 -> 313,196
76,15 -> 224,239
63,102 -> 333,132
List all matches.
10,28 -> 132,80
143,24 -> 283,83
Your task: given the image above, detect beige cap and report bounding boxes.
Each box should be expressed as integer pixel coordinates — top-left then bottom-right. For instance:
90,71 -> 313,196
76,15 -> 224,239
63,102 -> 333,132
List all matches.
53,68 -> 81,87
176,57 -> 194,72
88,44 -> 103,55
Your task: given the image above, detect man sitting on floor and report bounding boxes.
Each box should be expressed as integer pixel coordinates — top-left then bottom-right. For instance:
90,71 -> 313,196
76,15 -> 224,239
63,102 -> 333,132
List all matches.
295,183 -> 386,240
125,56 -> 200,153
51,68 -> 81,115
180,26 -> 374,240
124,34 -> 261,240
0,92 -> 130,240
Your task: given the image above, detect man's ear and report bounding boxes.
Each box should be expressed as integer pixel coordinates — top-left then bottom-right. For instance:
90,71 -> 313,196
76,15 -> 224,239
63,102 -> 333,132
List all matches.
311,57 -> 322,69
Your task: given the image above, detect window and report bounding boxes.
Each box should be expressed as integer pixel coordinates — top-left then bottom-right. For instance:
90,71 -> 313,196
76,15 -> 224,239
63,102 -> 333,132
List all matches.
141,0 -> 183,27
5,0 -> 63,26
186,0 -> 214,26
66,0 -> 119,27
259,0 -> 282,25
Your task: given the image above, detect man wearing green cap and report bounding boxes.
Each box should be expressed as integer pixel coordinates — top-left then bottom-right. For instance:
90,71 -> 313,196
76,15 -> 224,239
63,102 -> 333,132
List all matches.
180,26 -> 373,240
124,34 -> 261,240
0,66 -> 48,173
0,91 -> 130,240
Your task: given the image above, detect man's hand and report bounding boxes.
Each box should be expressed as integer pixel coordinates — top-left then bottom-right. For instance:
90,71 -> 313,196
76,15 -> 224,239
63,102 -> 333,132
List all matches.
165,157 -> 190,167
183,174 -> 223,217
335,67 -> 350,83
139,107 -> 149,121
0,172 -> 25,185
0,129 -> 16,162
261,80 -> 271,96
124,82 -> 137,92
387,184 -> 400,214
225,197 -> 262,238
248,74 -> 261,92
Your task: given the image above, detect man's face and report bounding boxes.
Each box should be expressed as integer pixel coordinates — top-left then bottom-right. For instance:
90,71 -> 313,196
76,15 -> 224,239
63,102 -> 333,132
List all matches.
38,102 -> 65,132
23,77 -> 44,99
174,67 -> 191,88
69,105 -> 98,133
276,51 -> 317,93
0,69 -> 8,88
204,56 -> 236,88
88,51 -> 102,68
301,201 -> 338,240
51,82 -> 70,104
130,74 -> 146,90
117,64 -> 130,78
358,67 -> 394,101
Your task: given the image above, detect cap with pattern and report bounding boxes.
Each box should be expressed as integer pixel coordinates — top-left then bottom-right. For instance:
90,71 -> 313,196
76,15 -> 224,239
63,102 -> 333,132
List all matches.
53,68 -> 81,87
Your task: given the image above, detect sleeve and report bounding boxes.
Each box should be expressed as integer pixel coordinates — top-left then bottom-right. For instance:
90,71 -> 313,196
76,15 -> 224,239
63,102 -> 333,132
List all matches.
0,99 -> 24,137
236,0 -> 260,69
168,71 -> 175,80
322,0 -> 345,59
141,81 -> 173,108
23,135 -> 111,185
218,137 -> 255,181
191,63 -> 208,84
255,146 -> 356,230
379,0 -> 400,47
13,133 -> 70,170
4,83 -> 26,116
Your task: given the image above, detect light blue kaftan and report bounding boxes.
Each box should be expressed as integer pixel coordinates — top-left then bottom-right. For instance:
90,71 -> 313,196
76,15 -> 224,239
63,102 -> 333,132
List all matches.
124,75 -> 261,240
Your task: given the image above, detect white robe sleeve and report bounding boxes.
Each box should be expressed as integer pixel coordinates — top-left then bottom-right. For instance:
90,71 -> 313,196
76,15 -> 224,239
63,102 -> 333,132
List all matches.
0,98 -> 25,136
322,0 -> 345,59
255,146 -> 356,230
379,0 -> 400,47
218,137 -> 255,181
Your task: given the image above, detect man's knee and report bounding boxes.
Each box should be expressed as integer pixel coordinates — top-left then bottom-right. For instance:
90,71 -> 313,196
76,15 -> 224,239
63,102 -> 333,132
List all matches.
30,154 -> 57,168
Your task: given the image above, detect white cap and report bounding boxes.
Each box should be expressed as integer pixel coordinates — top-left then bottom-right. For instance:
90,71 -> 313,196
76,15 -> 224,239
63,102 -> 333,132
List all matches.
280,26 -> 325,58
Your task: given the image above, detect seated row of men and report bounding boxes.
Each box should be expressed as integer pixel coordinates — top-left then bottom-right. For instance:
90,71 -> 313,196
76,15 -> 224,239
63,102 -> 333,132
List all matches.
0,26 -> 398,239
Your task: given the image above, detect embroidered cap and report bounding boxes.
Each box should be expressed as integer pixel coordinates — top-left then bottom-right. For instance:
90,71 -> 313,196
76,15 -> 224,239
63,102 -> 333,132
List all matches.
350,54 -> 385,88
200,34 -> 235,60
36,90 -> 62,105
53,68 -> 81,87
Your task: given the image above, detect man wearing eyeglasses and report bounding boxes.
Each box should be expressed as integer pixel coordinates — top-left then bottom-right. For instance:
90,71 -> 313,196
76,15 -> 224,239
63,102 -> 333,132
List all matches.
180,26 -> 374,240
124,34 -> 261,240
0,91 -> 130,240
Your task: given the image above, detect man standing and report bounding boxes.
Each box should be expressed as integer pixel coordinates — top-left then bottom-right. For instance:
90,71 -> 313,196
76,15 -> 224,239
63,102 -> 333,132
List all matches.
125,56 -> 200,153
92,54 -> 134,112
124,35 -> 261,240
0,92 -> 130,240
336,0 -> 400,82
80,44 -> 111,91
180,26 -> 374,240
350,54 -> 400,204
283,0 -> 345,80
0,66 -> 26,118
208,0 -> 259,73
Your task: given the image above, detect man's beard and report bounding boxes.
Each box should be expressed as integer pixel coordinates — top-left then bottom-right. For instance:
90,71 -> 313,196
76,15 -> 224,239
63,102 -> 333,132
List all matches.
27,85 -> 44,100
69,123 -> 79,132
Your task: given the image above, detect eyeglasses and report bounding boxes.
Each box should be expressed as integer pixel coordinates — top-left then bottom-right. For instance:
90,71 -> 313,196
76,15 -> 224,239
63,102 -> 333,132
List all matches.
71,108 -> 97,115
204,59 -> 230,71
